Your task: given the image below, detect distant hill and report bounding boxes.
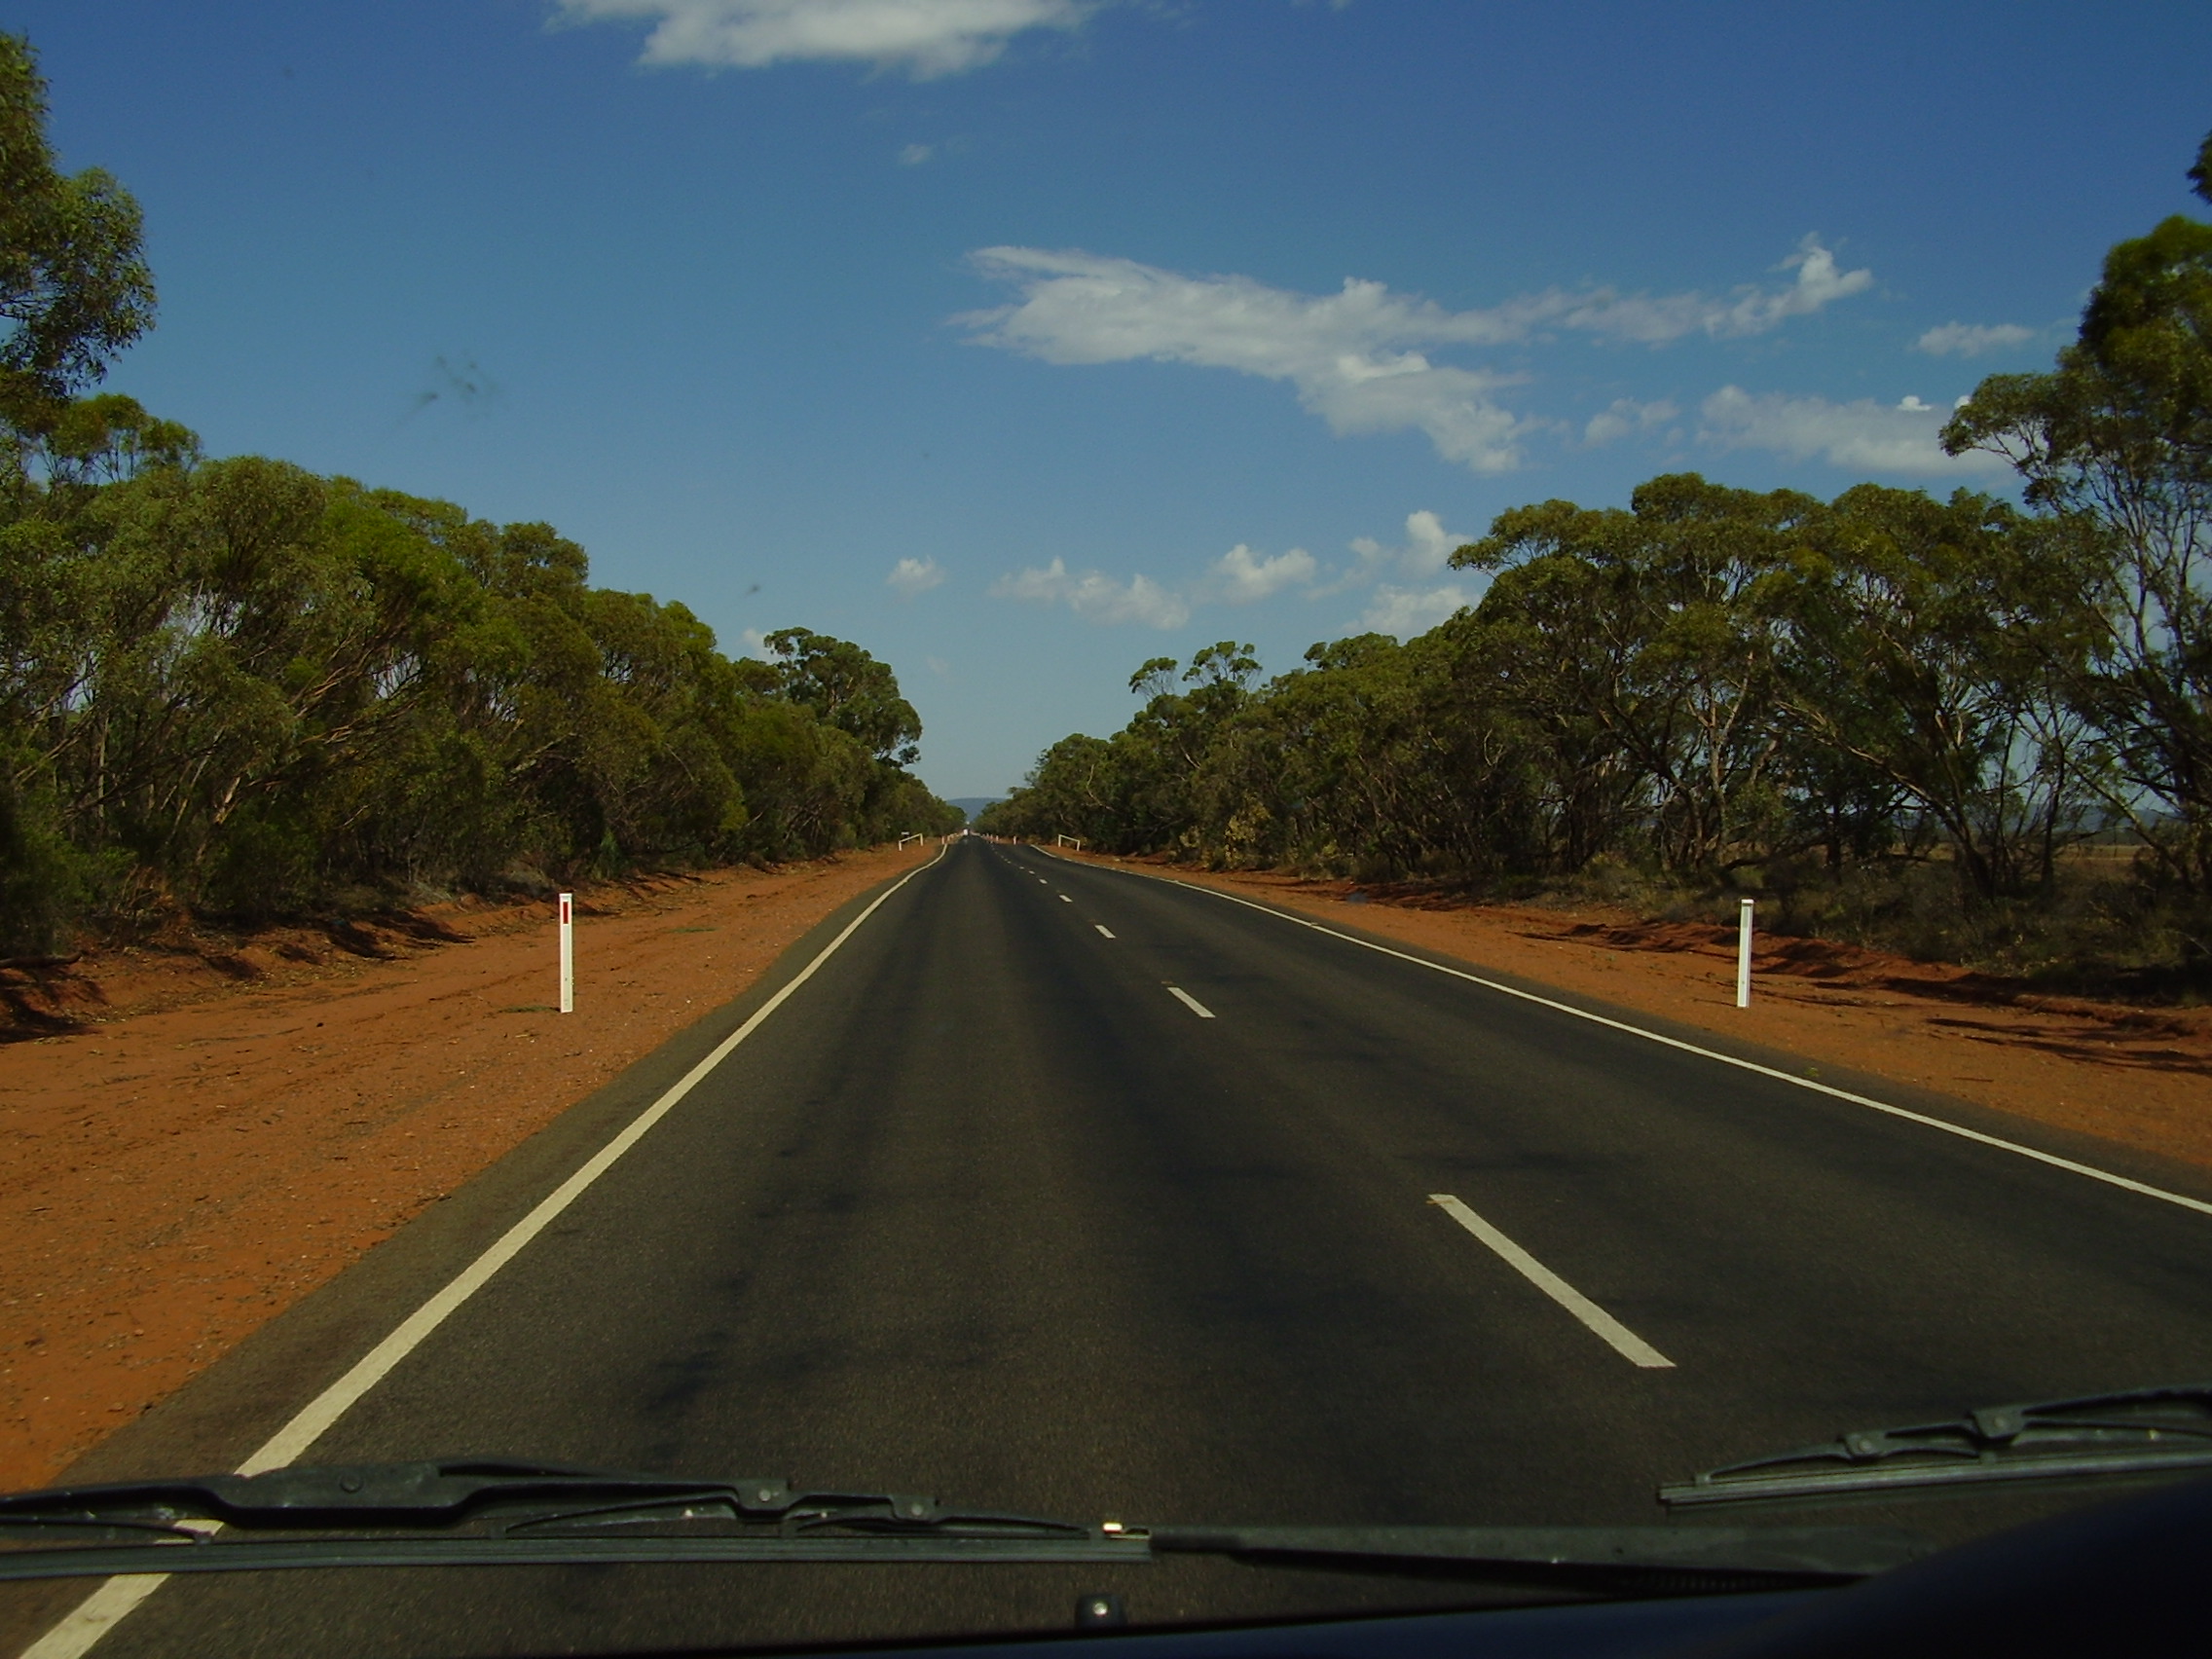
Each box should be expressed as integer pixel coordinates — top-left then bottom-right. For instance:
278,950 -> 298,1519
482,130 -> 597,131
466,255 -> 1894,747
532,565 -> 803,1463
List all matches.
945,797 -> 1005,823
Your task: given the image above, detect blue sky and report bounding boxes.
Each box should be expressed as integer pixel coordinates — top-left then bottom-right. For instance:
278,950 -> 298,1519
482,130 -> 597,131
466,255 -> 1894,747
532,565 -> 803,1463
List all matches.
14,1 -> 2211,798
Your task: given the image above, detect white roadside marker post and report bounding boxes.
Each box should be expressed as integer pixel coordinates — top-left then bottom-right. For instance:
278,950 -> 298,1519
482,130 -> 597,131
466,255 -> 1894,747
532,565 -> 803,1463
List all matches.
559,892 -> 574,1014
1735,898 -> 1753,1009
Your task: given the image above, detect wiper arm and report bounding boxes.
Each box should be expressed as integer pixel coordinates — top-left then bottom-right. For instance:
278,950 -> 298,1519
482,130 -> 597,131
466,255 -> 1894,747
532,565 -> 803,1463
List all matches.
0,1458 -> 1915,1592
1660,1382 -> 2212,1508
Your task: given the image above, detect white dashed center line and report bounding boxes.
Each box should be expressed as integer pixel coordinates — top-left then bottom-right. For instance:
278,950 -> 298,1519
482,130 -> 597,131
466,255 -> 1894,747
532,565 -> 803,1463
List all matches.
1094,925 -> 1116,939
1165,986 -> 1216,1019
1428,1195 -> 1674,1369
1058,894 -> 1072,903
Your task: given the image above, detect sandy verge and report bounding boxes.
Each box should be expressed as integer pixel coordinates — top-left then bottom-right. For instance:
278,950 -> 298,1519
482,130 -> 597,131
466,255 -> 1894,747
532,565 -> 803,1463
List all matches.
1061,852 -> 2212,1175
0,844 -> 934,1493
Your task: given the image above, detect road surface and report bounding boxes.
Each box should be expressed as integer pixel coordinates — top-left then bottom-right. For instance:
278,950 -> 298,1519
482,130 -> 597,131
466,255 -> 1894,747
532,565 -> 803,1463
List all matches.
13,838 -> 2212,1655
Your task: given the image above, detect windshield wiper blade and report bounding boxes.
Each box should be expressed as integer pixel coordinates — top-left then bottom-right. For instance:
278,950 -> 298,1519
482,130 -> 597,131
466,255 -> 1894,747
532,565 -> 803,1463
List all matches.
1660,1382 -> 2212,1508
0,1457 -> 1118,1581
1150,1524 -> 1921,1588
0,1458 -> 1917,1591
0,1533 -> 1153,1581
0,1457 -> 1089,1533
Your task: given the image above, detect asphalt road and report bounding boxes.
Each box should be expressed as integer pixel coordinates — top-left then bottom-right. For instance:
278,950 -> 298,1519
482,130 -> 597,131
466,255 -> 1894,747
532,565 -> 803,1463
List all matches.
16,838 -> 2212,1656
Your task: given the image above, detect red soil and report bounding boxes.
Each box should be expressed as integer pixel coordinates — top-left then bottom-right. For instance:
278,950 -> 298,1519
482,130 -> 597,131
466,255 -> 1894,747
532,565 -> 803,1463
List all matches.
0,844 -> 935,1493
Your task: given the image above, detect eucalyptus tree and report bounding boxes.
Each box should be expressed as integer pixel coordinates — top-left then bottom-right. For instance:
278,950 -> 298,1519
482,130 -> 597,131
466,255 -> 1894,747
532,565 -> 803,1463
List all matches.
0,30 -> 162,942
762,627 -> 922,766
981,732 -> 1124,846
0,32 -> 156,442
1453,474 -> 1809,876
1776,486 -> 2104,903
1944,132 -> 2212,886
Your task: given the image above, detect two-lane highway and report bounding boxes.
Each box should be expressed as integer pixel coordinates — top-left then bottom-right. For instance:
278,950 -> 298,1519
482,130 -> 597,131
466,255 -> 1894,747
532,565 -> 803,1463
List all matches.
21,837 -> 2212,1656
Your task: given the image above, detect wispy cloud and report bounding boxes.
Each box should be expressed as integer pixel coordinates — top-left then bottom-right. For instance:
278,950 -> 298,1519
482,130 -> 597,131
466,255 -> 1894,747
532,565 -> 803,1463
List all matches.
1316,509 -> 1469,594
990,514 -> 1477,632
992,558 -> 1192,627
551,0 -> 1092,77
1360,582 -> 1474,639
1338,511 -> 1477,635
898,141 -> 935,166
991,537 -> 1322,627
1583,396 -> 1678,446
958,239 -> 1871,472
1697,386 -> 2011,476
1915,321 -> 2036,357
887,555 -> 946,597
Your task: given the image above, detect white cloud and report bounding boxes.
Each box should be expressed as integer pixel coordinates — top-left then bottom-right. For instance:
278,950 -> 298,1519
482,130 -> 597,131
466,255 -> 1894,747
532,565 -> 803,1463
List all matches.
887,555 -> 946,596
958,245 -> 1534,470
551,0 -> 1091,77
987,518 -> 1480,630
958,240 -> 1871,472
1328,509 -> 1471,592
1331,513 -> 1482,628
988,537 -> 1321,625
1915,321 -> 2036,357
1206,542 -> 1318,603
1698,386 -> 2012,477
899,142 -> 935,166
1527,238 -> 1872,345
992,558 -> 1191,627
1583,397 -> 1679,446
1397,509 -> 1462,575
736,627 -> 776,660
1729,238 -> 1875,332
1360,583 -> 1474,639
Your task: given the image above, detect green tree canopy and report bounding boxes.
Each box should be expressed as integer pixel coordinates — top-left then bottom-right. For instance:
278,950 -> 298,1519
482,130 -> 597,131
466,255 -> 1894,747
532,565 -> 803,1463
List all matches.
761,626 -> 923,765
1944,137 -> 2212,883
0,37 -> 956,951
0,33 -> 155,429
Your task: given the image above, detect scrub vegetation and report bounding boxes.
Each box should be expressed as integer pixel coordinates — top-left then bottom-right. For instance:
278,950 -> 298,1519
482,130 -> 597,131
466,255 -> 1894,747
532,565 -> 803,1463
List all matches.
0,34 -> 958,953
981,133 -> 2212,989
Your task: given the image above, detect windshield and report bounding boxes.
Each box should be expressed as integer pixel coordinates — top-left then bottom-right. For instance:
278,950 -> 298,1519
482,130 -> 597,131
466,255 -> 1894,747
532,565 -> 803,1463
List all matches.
4,6 -> 2212,1657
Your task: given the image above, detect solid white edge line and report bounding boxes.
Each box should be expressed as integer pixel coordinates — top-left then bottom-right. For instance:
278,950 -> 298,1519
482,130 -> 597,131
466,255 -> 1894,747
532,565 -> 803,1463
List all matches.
22,845 -> 949,1659
1166,985 -> 1216,1019
1097,866 -> 2212,1222
1429,1195 -> 1674,1369
1094,925 -> 1116,939
20,1577 -> 168,1659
